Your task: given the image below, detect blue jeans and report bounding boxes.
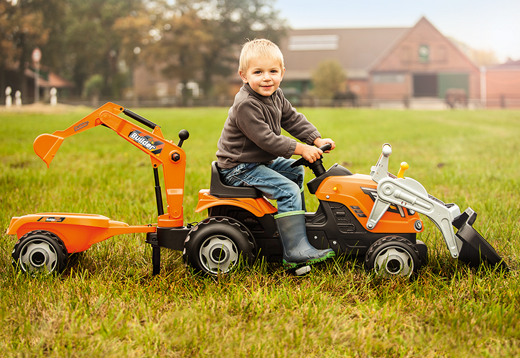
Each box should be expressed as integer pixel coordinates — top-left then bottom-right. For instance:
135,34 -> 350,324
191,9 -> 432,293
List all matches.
219,157 -> 305,216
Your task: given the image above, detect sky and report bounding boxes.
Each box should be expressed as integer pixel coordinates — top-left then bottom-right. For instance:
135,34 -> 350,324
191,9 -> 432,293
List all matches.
274,0 -> 520,62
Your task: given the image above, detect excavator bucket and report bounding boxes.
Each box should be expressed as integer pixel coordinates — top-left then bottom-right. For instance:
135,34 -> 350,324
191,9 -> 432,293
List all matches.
34,134 -> 64,168
453,208 -> 508,270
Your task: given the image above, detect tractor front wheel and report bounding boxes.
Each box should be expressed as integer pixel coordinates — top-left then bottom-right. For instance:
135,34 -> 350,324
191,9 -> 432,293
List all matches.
12,230 -> 68,275
365,236 -> 421,278
183,217 -> 256,276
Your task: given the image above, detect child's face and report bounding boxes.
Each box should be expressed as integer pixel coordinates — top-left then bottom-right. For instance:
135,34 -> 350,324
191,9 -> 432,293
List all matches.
239,56 -> 285,97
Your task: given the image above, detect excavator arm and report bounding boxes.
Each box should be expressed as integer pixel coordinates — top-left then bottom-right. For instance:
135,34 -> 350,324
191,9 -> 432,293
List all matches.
33,102 -> 187,227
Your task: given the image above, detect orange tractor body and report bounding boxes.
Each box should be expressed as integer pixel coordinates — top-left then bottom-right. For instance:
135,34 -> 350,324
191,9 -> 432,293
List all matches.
7,103 -> 505,277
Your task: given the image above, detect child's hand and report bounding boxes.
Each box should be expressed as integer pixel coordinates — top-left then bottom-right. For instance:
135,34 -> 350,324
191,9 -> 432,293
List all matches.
314,138 -> 336,152
301,145 -> 323,163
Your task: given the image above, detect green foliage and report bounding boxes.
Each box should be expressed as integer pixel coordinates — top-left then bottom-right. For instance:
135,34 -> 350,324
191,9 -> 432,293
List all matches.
0,0 -> 286,101
0,0 -> 59,100
64,0 -> 145,97
148,0 -> 286,102
311,59 -> 347,100
1,108 -> 520,356
82,74 -> 104,98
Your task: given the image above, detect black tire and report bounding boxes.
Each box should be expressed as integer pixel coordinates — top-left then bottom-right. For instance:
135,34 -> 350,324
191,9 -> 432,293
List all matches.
183,217 -> 256,276
67,251 -> 85,265
364,236 -> 421,278
12,230 -> 68,275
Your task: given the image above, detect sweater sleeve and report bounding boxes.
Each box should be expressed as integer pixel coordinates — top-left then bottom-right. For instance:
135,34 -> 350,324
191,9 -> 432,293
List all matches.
280,95 -> 321,145
235,99 -> 297,159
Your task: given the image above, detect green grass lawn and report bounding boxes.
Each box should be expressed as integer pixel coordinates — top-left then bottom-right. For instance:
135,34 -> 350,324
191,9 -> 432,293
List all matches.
1,106 -> 520,357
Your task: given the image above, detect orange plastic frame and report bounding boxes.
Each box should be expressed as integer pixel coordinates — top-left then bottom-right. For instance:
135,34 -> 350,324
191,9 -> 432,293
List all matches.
32,102 -> 187,228
316,174 -> 423,233
195,189 -> 278,216
7,213 -> 155,253
8,103 -> 189,252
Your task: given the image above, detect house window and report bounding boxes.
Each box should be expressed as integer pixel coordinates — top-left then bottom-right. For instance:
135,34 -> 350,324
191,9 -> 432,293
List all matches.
373,73 -> 405,83
419,45 -> 430,63
288,35 -> 339,51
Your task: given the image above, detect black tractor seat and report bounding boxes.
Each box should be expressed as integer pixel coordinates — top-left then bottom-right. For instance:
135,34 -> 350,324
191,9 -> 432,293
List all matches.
209,161 -> 263,198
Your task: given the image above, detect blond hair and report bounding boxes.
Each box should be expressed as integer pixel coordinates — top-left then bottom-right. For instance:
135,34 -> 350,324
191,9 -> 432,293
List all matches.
238,39 -> 285,73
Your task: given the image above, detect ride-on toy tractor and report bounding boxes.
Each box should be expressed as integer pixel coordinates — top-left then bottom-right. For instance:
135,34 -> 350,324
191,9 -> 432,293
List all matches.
7,103 -> 506,277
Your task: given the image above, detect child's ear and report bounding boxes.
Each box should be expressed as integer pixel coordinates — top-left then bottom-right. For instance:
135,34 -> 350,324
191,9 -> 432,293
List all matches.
280,67 -> 286,81
239,71 -> 248,83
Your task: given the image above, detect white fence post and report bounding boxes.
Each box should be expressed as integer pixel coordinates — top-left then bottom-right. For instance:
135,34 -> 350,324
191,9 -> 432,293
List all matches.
50,87 -> 57,106
5,87 -> 12,107
15,90 -> 22,106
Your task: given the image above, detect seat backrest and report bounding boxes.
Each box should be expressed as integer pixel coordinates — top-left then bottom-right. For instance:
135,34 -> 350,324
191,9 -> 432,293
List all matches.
209,161 -> 263,198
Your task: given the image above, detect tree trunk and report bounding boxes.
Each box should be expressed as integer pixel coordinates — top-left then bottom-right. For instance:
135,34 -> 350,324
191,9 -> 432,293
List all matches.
18,33 -> 29,104
0,67 -> 5,104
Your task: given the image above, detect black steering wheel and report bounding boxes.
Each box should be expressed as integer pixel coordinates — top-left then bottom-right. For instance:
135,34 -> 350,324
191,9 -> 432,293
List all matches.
290,143 -> 332,168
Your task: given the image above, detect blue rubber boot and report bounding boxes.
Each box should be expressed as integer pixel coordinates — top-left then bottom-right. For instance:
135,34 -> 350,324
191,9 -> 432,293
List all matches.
275,212 -> 335,269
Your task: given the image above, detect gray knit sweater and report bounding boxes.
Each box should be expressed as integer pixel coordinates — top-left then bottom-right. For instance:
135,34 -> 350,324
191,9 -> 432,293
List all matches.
216,84 -> 321,169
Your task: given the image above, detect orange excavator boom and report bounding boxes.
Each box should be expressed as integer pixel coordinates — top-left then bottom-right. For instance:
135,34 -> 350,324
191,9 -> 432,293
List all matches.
33,102 -> 188,227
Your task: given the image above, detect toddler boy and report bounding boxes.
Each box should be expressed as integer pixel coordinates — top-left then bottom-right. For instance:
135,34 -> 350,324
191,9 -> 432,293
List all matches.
216,39 -> 336,268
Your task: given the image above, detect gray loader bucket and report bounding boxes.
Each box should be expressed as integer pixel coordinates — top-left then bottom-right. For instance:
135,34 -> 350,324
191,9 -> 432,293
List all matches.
453,208 -> 508,270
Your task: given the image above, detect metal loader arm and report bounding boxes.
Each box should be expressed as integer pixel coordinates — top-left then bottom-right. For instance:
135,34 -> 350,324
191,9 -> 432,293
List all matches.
366,144 -> 463,258
33,102 -> 188,227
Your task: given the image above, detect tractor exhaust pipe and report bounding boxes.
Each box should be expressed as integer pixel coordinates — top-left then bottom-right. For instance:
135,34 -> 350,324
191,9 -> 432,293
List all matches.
453,208 -> 508,270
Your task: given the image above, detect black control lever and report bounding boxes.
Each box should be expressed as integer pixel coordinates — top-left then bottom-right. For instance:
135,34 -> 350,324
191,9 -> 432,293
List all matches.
291,143 -> 332,168
290,143 -> 332,177
178,129 -> 189,147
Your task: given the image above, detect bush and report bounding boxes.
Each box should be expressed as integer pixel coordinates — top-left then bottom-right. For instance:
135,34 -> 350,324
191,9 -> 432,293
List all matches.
311,59 -> 347,100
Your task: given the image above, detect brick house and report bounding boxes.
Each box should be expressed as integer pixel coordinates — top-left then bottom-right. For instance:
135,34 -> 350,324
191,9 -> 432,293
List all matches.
279,17 -> 481,107
483,59 -> 520,108
279,26 -> 408,104
133,16 -> 516,108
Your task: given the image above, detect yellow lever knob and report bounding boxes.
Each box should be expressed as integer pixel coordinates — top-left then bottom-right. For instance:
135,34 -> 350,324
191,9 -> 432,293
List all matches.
397,162 -> 409,178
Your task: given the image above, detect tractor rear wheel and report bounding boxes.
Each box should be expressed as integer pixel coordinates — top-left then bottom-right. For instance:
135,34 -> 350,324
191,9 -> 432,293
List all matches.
183,217 -> 256,276
12,230 -> 68,275
365,236 -> 421,278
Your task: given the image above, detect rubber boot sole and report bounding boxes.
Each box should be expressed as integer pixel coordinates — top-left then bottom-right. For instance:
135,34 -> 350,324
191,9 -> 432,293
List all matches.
283,251 -> 336,269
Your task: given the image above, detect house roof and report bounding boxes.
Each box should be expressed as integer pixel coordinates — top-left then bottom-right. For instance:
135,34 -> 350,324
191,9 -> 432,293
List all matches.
24,67 -> 75,88
279,27 -> 409,80
486,58 -> 520,71
370,16 -> 480,74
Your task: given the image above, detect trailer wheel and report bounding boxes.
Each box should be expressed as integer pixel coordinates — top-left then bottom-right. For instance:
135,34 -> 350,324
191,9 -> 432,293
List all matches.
12,230 -> 68,275
183,217 -> 256,276
365,236 -> 421,278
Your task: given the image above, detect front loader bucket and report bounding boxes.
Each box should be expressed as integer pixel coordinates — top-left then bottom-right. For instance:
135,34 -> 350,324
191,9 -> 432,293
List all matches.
34,134 -> 64,168
453,208 -> 508,270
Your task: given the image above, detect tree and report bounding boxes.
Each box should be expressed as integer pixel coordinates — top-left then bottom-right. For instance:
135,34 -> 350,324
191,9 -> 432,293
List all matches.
83,73 -> 104,106
0,1 -> 19,99
146,0 -> 286,102
1,0 -> 287,102
195,0 -> 287,99
0,0 -> 53,102
64,0 -> 146,97
448,37 -> 500,67
112,8 -> 153,70
145,1 -> 212,105
311,59 -> 346,100
470,49 -> 500,67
